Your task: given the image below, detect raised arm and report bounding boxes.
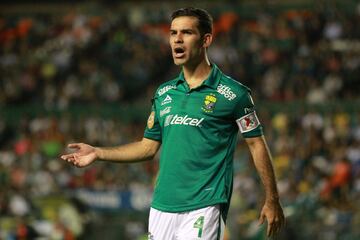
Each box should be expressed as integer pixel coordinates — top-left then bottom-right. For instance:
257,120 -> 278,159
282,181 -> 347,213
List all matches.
60,137 -> 161,168
245,135 -> 285,237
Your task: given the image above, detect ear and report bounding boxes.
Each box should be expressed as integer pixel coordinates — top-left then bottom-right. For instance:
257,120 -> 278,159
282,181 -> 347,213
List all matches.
202,33 -> 213,48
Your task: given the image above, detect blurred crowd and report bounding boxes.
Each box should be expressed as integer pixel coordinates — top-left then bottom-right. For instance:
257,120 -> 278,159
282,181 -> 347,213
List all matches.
1,2 -> 360,107
229,109 -> 360,239
0,1 -> 360,239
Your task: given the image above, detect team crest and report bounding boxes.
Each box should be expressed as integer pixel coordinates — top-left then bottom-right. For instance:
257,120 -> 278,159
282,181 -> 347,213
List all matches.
147,111 -> 155,129
202,94 -> 217,113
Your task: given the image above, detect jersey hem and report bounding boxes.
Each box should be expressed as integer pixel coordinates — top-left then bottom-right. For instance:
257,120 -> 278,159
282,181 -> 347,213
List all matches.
150,199 -> 227,213
143,133 -> 162,142
243,129 -> 263,138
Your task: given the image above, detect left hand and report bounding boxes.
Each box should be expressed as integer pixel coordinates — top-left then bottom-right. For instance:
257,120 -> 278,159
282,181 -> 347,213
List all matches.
258,200 -> 285,237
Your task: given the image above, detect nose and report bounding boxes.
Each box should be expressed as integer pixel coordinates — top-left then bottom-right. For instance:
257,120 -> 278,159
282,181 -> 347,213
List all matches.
174,33 -> 183,43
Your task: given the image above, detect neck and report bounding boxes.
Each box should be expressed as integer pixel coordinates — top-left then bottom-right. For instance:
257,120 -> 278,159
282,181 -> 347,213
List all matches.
183,56 -> 212,89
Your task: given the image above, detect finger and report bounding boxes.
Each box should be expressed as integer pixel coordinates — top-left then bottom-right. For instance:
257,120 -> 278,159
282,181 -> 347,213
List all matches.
278,215 -> 286,233
267,217 -> 277,237
276,219 -> 283,233
270,218 -> 283,237
272,222 -> 280,236
68,143 -> 81,149
258,214 -> 265,225
62,153 -> 82,163
273,215 -> 284,233
267,220 -> 274,237
61,154 -> 73,160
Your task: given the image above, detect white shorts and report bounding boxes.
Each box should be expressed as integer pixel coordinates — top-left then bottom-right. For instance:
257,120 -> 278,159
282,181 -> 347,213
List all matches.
148,205 -> 225,240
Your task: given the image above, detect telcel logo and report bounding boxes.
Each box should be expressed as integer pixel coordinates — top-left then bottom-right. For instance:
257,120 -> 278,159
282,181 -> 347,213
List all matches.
164,114 -> 204,127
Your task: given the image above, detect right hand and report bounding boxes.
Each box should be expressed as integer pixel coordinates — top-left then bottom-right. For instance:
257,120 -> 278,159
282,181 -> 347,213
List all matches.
61,143 -> 98,167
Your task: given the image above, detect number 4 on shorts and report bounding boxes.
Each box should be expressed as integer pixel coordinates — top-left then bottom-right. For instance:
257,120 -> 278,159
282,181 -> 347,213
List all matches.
193,216 -> 205,238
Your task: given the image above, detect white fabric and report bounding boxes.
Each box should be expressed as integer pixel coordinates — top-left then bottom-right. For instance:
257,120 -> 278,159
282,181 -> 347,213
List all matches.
148,205 -> 224,240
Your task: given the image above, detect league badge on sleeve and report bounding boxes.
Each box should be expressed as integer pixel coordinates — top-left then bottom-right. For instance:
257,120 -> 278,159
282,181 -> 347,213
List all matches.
147,111 -> 155,129
236,111 -> 260,133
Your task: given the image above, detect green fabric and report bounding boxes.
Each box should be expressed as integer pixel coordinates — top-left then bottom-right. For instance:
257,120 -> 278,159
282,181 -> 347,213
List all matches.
144,64 -> 263,218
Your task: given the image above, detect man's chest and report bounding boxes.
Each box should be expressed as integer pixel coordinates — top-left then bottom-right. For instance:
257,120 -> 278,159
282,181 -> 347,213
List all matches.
155,89 -> 236,129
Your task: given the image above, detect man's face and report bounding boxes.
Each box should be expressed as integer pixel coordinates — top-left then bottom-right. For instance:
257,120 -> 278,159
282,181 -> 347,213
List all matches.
169,16 -> 205,66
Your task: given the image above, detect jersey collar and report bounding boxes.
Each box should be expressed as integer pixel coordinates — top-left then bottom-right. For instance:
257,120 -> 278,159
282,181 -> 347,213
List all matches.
176,63 -> 221,90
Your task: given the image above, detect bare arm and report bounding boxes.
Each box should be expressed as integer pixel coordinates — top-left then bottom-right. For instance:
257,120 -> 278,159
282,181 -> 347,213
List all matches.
97,138 -> 161,162
245,135 -> 285,237
246,135 -> 279,202
61,137 -> 161,167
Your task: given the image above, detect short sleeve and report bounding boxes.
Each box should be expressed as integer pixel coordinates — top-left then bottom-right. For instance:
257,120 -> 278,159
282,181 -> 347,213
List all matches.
144,98 -> 162,141
234,90 -> 263,138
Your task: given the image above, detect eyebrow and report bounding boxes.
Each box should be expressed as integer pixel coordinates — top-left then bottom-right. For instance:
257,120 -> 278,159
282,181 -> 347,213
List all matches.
169,28 -> 195,33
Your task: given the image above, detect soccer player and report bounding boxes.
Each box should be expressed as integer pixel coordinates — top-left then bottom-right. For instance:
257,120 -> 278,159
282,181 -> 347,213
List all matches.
61,7 -> 285,239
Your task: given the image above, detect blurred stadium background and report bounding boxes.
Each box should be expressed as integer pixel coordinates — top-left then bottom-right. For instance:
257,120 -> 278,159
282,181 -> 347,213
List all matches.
0,0 -> 359,239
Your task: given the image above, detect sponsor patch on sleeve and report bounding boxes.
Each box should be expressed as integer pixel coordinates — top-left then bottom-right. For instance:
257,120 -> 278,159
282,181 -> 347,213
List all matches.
236,111 -> 260,133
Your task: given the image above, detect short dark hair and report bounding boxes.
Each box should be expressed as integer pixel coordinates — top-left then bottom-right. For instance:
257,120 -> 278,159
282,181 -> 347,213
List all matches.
171,7 -> 213,36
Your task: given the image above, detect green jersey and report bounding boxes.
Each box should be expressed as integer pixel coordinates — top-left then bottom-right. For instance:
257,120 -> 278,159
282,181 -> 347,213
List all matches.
144,64 -> 263,219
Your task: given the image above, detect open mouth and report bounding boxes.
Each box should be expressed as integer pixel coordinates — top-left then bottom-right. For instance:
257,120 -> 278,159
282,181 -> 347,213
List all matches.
174,47 -> 185,58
